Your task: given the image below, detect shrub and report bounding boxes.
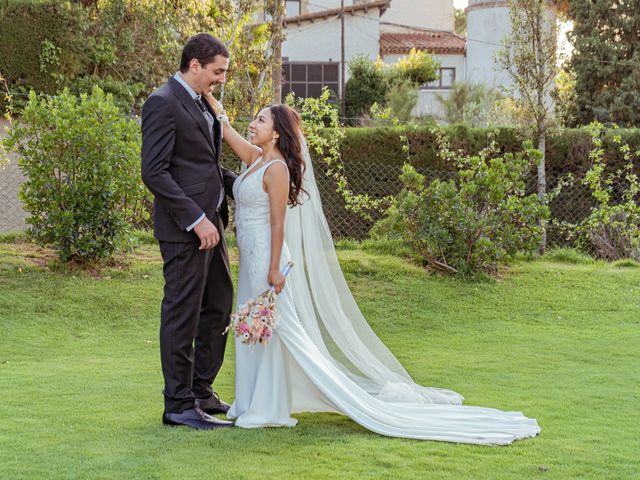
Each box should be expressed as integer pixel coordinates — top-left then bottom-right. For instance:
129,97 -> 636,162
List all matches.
1,0 -> 280,117
68,75 -> 146,113
574,123 -> 640,260
0,0 -> 171,113
218,122 -> 640,242
385,79 -> 419,123
345,55 -> 388,122
1,88 -> 149,263
553,68 -> 578,128
373,138 -> 549,275
435,82 -> 515,127
388,48 -> 439,86
345,51 -> 439,124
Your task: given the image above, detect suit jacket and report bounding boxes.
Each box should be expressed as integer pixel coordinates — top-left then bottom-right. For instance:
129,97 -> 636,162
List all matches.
141,77 -> 236,242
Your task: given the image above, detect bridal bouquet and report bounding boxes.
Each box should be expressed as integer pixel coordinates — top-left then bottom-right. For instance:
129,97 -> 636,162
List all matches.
230,262 -> 293,347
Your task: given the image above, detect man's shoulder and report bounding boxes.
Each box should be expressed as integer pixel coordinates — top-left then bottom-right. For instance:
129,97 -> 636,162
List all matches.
142,81 -> 177,115
147,81 -> 174,102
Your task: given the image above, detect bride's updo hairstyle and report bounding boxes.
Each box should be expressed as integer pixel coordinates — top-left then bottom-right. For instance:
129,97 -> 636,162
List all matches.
269,104 -> 307,207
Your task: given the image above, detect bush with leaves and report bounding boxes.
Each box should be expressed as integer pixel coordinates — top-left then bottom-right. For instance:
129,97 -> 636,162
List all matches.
574,123 -> 640,260
345,50 -> 438,124
1,0 -> 275,117
435,82 -> 515,127
387,48 -> 439,87
345,56 -> 389,122
1,87 -> 149,263
373,135 -> 548,275
553,68 -> 577,128
385,80 -> 419,123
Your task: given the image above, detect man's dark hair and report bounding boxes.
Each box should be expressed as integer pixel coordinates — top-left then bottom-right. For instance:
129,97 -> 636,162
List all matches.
180,33 -> 229,73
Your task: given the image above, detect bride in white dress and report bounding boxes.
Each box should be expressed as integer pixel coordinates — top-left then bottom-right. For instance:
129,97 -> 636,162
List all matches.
207,95 -> 540,445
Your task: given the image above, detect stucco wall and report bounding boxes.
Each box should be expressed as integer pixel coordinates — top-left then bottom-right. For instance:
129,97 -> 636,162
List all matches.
465,1 -> 512,88
381,0 -> 454,32
283,10 -> 381,88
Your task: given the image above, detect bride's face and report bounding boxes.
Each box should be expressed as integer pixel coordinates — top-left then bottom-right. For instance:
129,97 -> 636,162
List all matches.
248,108 -> 279,147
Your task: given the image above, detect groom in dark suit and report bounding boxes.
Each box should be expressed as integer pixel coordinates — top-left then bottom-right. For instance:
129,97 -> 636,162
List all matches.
141,33 -> 237,429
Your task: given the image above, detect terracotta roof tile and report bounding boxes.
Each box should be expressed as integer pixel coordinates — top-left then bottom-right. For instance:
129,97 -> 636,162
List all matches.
380,31 -> 466,55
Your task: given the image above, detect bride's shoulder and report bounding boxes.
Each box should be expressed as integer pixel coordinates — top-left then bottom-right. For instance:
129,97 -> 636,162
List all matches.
264,159 -> 289,176
263,160 -> 289,190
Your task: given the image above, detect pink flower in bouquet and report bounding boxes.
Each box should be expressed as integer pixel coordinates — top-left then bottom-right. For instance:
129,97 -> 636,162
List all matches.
229,262 -> 293,347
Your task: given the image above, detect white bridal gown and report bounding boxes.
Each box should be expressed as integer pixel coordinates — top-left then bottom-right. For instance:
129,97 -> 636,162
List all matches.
227,157 -> 540,445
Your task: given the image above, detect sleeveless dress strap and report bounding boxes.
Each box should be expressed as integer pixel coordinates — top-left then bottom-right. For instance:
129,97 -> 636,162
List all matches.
262,159 -> 289,178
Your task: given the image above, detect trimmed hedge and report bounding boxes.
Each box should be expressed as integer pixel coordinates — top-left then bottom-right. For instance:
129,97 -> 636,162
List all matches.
0,0 -> 89,94
220,124 -> 640,239
0,0 -> 183,112
222,124 -> 640,176
338,125 -> 640,175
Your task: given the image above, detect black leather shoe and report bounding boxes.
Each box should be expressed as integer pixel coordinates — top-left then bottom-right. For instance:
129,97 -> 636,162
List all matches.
162,406 -> 233,429
195,392 -> 231,415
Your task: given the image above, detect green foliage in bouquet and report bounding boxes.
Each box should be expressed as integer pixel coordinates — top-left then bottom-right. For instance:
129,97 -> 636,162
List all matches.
1,87 -> 149,263
374,136 -> 549,275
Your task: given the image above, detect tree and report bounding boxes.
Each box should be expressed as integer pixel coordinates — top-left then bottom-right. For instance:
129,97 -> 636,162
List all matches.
435,82 -> 514,127
345,50 -> 438,123
268,0 -> 286,104
568,0 -> 640,127
454,8 -> 466,36
0,0 -> 278,119
345,56 -> 389,122
497,0 -> 559,252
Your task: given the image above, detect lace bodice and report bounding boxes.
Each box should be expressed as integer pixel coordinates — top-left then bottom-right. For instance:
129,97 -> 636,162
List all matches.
233,158 -> 291,306
233,159 -> 287,231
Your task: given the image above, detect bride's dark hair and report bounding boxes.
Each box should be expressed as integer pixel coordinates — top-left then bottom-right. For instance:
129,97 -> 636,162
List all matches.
268,104 -> 307,207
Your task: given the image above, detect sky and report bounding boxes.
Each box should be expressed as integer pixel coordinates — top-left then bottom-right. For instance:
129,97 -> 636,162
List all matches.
453,0 -> 468,8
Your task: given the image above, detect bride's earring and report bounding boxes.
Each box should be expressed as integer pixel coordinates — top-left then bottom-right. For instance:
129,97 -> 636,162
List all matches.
272,137 -> 277,145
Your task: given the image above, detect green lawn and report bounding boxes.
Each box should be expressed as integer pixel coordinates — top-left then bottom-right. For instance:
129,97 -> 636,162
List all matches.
0,239 -> 638,479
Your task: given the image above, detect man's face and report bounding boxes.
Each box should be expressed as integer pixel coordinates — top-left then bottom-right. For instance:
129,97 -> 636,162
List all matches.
194,55 -> 229,94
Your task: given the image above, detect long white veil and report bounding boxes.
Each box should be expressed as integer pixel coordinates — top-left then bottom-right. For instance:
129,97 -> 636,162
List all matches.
284,137 -> 463,405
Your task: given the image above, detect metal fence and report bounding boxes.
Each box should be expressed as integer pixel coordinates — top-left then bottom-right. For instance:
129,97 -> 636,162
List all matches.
308,160 -> 630,258
1,155 -> 629,258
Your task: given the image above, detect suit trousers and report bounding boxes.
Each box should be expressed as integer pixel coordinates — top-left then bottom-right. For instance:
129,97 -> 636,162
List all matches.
158,214 -> 233,413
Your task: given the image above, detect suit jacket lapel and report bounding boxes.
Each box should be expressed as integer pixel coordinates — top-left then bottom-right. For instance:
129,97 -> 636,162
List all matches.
168,77 -> 215,152
212,107 -> 222,160
197,94 -> 223,158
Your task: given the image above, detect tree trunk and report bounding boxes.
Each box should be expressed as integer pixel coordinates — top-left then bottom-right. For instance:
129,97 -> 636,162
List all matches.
537,124 -> 547,254
272,0 -> 284,104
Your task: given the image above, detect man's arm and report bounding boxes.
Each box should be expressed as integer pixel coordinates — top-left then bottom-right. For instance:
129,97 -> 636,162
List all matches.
140,95 -> 203,230
221,167 -> 238,199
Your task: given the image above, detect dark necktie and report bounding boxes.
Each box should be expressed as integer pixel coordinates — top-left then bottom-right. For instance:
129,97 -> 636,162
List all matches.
195,96 -> 207,113
195,96 -> 214,136
195,96 -> 224,209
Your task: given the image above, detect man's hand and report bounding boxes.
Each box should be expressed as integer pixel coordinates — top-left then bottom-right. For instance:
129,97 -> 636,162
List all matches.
193,217 -> 220,250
